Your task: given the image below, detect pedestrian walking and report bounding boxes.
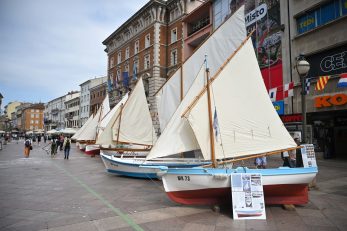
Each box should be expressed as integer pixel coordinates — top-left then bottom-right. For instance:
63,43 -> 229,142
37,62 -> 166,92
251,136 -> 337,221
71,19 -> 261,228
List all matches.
63,137 -> 71,159
44,135 -> 47,143
254,156 -> 267,169
51,138 -> 57,157
24,137 -> 32,158
37,135 -> 41,146
59,134 -> 64,151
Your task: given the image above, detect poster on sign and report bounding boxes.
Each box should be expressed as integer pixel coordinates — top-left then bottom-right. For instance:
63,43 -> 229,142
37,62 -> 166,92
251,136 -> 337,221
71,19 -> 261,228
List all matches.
301,144 -> 317,168
231,173 -> 266,220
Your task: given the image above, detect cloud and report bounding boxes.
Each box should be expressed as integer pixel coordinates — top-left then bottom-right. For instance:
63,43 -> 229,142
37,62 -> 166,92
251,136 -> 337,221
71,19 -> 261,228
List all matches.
0,0 -> 148,109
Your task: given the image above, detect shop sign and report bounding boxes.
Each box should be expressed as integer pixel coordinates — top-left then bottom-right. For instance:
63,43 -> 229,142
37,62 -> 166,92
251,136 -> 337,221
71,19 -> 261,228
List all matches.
307,44 -> 347,77
280,114 -> 302,123
273,101 -> 284,115
315,93 -> 347,108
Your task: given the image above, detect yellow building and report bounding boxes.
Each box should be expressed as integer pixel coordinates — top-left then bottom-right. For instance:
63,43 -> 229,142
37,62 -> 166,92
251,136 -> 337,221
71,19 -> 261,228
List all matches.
4,101 -> 21,119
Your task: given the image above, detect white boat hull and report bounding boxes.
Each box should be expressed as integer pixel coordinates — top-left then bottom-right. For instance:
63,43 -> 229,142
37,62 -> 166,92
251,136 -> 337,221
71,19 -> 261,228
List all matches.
100,152 -> 210,179
161,167 -> 318,205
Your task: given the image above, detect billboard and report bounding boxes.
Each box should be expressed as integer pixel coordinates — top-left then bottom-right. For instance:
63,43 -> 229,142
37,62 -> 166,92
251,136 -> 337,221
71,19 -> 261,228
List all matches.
213,0 -> 283,91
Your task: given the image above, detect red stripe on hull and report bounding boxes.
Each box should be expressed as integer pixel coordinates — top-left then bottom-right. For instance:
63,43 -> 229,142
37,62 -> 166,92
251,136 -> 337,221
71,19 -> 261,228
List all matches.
84,149 -> 100,155
166,184 -> 308,206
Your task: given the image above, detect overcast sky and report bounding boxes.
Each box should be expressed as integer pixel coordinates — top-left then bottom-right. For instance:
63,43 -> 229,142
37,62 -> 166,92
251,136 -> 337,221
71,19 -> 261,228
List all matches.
0,0 -> 148,111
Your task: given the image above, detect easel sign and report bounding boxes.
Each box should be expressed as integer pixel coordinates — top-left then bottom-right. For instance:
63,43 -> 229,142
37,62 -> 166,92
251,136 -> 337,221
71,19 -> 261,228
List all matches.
301,144 -> 317,168
231,173 -> 266,220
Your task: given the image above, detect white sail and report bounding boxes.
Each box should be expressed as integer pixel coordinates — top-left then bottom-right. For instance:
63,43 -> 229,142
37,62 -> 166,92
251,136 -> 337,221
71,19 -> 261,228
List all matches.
100,94 -> 110,121
96,94 -> 129,145
146,65 -> 206,160
185,39 -> 297,160
112,77 -> 157,146
72,115 -> 94,140
96,95 -> 112,138
78,95 -> 110,141
157,6 -> 247,131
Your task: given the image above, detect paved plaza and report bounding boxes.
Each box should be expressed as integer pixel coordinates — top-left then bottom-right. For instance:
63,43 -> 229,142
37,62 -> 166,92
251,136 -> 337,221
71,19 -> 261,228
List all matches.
0,140 -> 346,231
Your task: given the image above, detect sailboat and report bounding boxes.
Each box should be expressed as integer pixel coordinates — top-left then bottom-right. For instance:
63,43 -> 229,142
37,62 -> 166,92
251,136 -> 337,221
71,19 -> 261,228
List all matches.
146,34 -> 318,205
77,95 -> 110,154
72,114 -> 94,150
99,77 -> 209,178
98,6 -> 249,179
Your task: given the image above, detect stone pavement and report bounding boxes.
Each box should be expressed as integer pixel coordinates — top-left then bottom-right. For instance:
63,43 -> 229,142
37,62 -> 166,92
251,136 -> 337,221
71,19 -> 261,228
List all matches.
0,140 -> 346,231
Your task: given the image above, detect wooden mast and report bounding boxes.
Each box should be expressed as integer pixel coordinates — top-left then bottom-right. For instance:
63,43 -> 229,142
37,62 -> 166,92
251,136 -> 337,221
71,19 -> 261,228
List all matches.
205,63 -> 216,168
116,103 -> 124,144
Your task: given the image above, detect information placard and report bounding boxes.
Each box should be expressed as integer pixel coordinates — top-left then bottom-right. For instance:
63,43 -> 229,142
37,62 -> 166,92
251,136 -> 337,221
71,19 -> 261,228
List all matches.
231,173 -> 266,220
301,144 -> 317,168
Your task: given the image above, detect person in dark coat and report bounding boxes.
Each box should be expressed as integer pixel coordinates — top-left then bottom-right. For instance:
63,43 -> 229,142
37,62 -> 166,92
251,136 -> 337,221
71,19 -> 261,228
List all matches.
295,138 -> 304,167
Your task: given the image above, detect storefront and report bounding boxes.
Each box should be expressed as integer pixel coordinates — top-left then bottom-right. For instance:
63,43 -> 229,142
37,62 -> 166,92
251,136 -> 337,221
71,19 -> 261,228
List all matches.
285,43 -> 347,159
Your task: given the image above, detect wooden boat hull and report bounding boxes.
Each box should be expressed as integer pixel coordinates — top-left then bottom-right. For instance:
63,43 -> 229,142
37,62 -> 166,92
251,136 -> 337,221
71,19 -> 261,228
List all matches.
85,144 -> 100,155
79,143 -> 86,152
161,167 -> 318,205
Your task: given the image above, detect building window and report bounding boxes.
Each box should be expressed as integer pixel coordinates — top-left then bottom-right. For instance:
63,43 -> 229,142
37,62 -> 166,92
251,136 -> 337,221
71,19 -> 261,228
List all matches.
31,120 -> 34,124
125,64 -> 129,73
125,47 -> 130,60
296,0 -> 346,34
117,69 -> 121,83
133,60 -> 139,78
213,0 -> 230,29
170,7 -> 180,21
117,51 -> 122,64
144,54 -> 150,69
110,57 -> 114,68
31,114 -> 34,118
171,28 -> 177,43
134,40 -> 139,54
171,49 -> 178,66
145,34 -> 150,48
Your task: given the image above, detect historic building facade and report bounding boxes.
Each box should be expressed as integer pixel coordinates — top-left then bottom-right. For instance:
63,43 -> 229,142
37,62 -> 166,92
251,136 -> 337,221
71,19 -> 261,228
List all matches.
22,104 -> 45,132
64,92 -> 80,128
103,0 -> 203,133
90,81 -> 107,116
79,77 -> 107,126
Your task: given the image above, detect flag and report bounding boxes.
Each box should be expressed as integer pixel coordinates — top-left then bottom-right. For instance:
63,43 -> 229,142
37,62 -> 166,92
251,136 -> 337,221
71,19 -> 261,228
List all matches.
107,77 -> 112,92
213,107 -> 220,143
305,78 -> 311,95
337,73 -> 347,88
269,87 -> 277,102
315,76 -> 330,91
132,64 -> 137,81
122,72 -> 129,88
283,82 -> 294,98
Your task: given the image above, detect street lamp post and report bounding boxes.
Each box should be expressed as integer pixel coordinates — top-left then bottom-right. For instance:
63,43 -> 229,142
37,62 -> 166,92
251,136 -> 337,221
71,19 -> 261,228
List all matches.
295,54 -> 310,143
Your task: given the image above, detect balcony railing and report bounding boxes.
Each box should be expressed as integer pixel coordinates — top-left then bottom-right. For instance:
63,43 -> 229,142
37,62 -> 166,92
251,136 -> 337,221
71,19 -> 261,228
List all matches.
188,16 -> 210,37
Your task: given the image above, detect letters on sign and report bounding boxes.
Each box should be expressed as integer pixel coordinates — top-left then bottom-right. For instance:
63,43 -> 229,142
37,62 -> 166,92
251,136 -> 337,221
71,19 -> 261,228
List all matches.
320,51 -> 347,73
315,93 -> 347,108
245,3 -> 267,27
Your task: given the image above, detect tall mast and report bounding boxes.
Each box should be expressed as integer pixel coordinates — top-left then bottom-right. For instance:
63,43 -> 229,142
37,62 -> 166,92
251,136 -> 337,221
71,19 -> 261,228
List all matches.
116,104 -> 124,144
205,57 -> 216,168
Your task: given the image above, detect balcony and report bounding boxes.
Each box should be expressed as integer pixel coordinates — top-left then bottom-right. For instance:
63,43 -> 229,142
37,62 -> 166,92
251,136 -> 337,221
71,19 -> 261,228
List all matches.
51,108 -> 59,115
